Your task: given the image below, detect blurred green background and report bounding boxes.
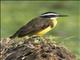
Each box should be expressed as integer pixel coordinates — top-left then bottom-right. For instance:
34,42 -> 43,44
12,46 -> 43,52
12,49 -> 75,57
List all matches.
1,1 -> 80,60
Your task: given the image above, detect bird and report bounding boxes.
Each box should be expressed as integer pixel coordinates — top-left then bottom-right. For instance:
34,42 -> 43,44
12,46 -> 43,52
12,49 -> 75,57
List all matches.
9,12 -> 67,39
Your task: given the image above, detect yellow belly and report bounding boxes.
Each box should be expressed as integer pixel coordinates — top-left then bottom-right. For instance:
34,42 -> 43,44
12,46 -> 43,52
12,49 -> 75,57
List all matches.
36,19 -> 57,36
36,26 -> 52,36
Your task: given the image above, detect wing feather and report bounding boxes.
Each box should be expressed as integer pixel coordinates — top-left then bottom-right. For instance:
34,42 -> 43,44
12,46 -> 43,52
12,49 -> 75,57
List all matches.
11,17 -> 53,37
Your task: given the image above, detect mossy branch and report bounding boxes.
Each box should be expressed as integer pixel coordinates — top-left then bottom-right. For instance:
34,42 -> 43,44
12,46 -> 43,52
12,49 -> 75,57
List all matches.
0,36 -> 75,60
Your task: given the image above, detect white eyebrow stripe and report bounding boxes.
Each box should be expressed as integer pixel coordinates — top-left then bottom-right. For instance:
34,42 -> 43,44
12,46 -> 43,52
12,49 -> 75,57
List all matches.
41,13 -> 57,16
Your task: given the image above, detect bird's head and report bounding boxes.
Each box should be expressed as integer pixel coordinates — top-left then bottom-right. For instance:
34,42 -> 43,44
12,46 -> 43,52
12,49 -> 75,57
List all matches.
40,12 -> 67,20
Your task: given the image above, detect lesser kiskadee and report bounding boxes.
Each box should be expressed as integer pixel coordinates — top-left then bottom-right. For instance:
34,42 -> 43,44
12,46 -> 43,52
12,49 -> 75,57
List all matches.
10,12 -> 67,39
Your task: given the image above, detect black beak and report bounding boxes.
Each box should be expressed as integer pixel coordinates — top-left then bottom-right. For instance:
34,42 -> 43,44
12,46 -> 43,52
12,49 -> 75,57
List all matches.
57,15 -> 68,17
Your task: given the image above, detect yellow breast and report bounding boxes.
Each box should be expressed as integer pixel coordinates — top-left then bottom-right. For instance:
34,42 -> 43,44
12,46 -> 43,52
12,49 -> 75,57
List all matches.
36,19 -> 57,36
52,18 -> 57,28
36,26 -> 52,36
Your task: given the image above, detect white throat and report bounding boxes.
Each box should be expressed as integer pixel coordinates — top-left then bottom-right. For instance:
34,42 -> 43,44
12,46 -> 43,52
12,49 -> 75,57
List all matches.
50,17 -> 58,20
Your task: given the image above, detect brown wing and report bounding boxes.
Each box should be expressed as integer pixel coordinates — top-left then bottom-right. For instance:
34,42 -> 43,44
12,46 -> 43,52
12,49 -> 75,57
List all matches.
10,17 -> 53,38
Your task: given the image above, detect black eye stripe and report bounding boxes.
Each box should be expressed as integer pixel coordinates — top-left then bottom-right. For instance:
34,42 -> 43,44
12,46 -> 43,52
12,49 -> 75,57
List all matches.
41,15 -> 57,18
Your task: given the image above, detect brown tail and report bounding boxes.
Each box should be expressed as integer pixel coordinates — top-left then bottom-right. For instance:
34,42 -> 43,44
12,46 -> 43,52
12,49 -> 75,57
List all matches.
9,35 -> 16,39
9,33 -> 18,39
